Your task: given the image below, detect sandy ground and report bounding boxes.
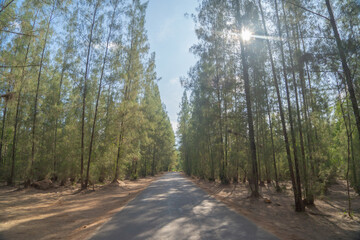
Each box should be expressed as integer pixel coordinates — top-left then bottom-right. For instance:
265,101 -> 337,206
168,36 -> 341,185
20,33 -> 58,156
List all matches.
0,175 -> 162,240
1,173 -> 359,240
188,175 -> 360,240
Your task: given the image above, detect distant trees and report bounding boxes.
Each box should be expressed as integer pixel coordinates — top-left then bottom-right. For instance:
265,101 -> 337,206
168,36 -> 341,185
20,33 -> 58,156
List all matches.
0,0 -> 176,187
178,0 -> 360,212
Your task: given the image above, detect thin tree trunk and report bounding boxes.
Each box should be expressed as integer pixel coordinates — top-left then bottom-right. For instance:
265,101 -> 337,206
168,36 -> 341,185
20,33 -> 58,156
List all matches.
255,91 -> 263,186
113,125 -> 124,182
224,95 -> 229,181
209,133 -> 214,181
151,145 -> 156,176
258,0 -> 299,205
281,1 -> 309,203
214,35 -> 226,183
337,79 -> 353,219
113,90 -> 130,181
276,0 -> 304,212
325,0 -> 360,145
8,12 -> 38,186
81,1 -> 99,188
234,0 -> 259,197
0,0 -> 15,13
30,4 -> 55,183
298,24 -> 316,181
0,46 -> 17,165
53,64 -> 65,176
264,81 -> 280,191
241,41 -> 259,196
113,18 -> 135,181
84,3 -> 117,189
0,96 -> 8,165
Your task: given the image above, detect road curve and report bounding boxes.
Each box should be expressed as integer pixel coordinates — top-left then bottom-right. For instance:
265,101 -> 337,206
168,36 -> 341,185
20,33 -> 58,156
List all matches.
90,172 -> 279,240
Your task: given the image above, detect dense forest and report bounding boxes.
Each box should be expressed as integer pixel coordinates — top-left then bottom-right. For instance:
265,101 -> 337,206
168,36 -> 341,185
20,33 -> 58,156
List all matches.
178,0 -> 360,213
1,0 -> 360,239
0,0 -> 176,189
1,0 -> 359,216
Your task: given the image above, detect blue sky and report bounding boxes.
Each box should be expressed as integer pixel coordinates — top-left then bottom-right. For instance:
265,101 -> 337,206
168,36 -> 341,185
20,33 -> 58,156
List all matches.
145,0 -> 198,133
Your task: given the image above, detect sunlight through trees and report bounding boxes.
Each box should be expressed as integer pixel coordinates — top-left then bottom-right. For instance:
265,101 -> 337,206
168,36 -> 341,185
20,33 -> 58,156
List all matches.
177,0 -> 360,214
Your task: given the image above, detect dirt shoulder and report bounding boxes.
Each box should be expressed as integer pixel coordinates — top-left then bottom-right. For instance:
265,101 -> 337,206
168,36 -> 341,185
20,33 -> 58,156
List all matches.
187,175 -> 360,240
0,175 -> 162,240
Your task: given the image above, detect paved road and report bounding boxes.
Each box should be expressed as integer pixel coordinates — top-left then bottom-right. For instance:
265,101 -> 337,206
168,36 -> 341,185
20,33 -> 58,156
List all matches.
90,172 -> 279,240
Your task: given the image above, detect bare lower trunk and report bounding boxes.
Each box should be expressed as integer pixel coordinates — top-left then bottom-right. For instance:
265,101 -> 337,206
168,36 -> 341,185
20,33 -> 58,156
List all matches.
151,145 -> 156,176
0,102 -> 7,166
8,92 -> 21,186
113,124 -> 124,182
337,79 -> 353,219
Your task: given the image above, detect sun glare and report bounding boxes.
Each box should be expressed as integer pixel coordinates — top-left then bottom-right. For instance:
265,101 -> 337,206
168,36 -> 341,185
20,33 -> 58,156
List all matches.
241,29 -> 252,42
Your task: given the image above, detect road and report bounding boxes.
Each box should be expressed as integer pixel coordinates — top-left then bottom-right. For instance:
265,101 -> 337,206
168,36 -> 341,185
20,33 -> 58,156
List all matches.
90,172 -> 279,240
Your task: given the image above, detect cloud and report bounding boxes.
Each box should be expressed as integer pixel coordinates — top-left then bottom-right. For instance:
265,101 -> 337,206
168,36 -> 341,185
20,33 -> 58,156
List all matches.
171,121 -> 178,133
12,21 -> 21,31
108,42 -> 119,50
93,42 -> 119,51
169,77 -> 179,85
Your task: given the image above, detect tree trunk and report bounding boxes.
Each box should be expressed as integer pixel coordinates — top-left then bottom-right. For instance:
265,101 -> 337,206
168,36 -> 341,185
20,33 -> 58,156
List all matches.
84,2 -> 117,189
8,12 -> 38,186
337,79 -> 353,218
298,24 -> 316,182
234,0 -> 259,197
0,44 -> 18,167
214,36 -> 226,183
0,96 -> 8,166
264,81 -> 280,191
113,127 -> 123,182
30,4 -> 55,183
259,0 -> 302,210
81,1 -> 99,189
151,145 -> 156,176
281,1 -> 310,203
325,0 -> 360,146
276,0 -> 304,212
53,64 -> 65,176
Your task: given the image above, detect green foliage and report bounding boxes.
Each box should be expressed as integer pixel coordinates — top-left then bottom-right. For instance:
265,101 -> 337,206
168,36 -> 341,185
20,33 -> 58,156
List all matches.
178,0 -> 360,205
0,0 -> 176,186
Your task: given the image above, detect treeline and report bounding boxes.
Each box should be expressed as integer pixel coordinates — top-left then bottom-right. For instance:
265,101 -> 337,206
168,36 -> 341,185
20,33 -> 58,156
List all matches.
0,0 -> 176,189
178,0 -> 360,212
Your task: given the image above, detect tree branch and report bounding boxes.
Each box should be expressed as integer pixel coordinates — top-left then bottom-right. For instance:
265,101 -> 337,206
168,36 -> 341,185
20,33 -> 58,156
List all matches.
0,29 -> 37,37
284,0 -> 330,21
0,64 -> 40,68
0,0 -> 15,14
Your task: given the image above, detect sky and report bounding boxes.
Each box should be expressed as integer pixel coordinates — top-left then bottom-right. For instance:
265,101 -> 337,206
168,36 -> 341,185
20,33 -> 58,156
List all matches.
145,0 -> 198,134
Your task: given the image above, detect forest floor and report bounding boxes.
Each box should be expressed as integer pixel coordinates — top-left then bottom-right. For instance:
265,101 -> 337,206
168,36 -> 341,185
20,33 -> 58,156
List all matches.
0,174 -> 162,240
188,175 -> 360,240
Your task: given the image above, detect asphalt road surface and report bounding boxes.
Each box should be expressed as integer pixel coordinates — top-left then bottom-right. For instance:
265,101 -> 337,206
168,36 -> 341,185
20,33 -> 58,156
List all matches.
90,172 -> 279,240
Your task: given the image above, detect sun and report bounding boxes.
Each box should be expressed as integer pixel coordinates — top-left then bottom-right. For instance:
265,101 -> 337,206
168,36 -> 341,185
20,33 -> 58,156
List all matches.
241,29 -> 252,42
